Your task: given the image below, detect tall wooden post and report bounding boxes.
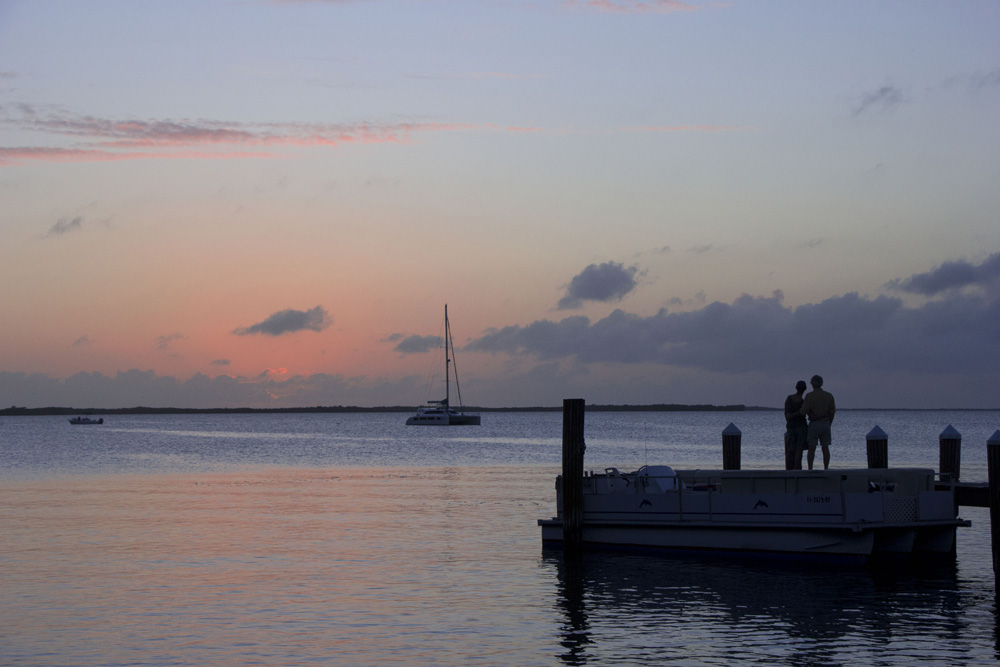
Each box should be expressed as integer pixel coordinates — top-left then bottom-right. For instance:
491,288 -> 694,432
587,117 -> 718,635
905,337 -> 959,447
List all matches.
562,398 -> 586,555
988,430 -> 1000,579
722,423 -> 741,470
939,425 -> 962,481
866,425 -> 889,469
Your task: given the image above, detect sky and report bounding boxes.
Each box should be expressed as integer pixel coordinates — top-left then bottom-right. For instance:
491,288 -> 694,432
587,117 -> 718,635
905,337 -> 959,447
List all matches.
1,0 -> 998,410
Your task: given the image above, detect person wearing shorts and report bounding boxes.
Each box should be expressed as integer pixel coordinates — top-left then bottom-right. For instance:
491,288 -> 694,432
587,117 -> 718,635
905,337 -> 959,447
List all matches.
800,375 -> 836,470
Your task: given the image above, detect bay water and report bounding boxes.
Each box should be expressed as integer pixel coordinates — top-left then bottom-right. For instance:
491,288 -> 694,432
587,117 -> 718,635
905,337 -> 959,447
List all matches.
2,410 -> 999,665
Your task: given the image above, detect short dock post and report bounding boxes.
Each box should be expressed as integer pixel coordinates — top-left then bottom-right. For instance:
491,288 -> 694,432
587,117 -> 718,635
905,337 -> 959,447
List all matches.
722,423 -> 741,470
988,430 -> 1000,578
562,398 -> 586,555
939,425 -> 962,481
866,425 -> 889,469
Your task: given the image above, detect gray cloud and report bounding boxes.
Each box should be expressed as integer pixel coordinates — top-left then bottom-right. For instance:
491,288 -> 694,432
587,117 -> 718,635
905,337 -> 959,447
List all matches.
233,306 -> 331,336
558,261 -> 640,310
945,68 -> 1000,93
668,291 -> 707,308
887,253 -> 1000,295
393,335 -> 443,354
210,359 -> 231,366
47,216 -> 83,236
854,84 -> 905,116
971,68 -> 1000,90
71,335 -> 92,347
156,333 -> 187,351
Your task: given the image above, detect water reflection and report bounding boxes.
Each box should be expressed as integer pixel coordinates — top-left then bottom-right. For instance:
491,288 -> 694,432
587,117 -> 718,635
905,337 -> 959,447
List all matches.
555,555 -> 592,665
547,551 -> 979,665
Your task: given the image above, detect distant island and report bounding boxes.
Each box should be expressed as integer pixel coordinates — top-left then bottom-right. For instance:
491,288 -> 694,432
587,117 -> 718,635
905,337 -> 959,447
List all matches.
0,403 -> 757,416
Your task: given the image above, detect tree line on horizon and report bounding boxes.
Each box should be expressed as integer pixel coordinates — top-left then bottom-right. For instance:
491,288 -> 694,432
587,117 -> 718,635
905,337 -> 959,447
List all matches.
0,403 -> 753,416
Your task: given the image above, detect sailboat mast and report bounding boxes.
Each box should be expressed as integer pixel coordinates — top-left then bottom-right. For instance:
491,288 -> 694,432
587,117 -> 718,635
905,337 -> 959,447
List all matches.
444,304 -> 450,408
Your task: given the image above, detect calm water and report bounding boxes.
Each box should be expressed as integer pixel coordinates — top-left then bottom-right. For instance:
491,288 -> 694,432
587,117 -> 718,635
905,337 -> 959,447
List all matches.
2,410 -> 999,666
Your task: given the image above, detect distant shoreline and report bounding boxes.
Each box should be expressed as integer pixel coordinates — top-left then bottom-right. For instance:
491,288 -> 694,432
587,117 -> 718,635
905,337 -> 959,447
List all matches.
1,404 -> 753,416
1,404 -> 995,416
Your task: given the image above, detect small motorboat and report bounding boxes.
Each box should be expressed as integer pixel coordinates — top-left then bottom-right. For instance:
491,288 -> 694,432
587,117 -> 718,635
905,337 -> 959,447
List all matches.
68,416 -> 104,425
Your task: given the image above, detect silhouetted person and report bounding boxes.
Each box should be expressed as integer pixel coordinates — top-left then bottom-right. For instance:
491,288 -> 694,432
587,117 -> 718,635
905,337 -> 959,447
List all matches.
799,375 -> 835,469
784,380 -> 808,470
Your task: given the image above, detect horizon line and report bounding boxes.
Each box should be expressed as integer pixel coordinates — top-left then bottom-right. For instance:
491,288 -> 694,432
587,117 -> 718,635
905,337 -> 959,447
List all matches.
3,405 -> 998,416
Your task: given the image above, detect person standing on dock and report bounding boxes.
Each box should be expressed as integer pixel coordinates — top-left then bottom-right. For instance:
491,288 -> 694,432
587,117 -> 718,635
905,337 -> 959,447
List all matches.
800,375 -> 836,470
784,380 -> 808,469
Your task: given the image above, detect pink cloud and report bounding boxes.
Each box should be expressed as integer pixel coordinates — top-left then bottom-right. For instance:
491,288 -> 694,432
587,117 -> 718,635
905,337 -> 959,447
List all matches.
566,0 -> 700,13
0,145 -> 274,166
626,124 -> 757,132
262,0 -> 364,5
0,107 -> 478,166
0,147 -> 111,165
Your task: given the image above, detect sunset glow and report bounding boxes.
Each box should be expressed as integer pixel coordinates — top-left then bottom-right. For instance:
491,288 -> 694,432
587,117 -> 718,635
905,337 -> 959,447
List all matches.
1,1 -> 998,409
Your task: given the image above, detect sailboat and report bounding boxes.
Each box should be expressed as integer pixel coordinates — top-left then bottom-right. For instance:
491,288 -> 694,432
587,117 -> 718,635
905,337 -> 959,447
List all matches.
406,305 -> 481,426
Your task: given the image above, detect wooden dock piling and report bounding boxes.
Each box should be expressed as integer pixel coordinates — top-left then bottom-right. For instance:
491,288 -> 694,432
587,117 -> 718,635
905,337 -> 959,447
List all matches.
939,425 -> 962,481
988,430 -> 1000,579
866,425 -> 889,469
722,423 -> 741,470
561,398 -> 586,555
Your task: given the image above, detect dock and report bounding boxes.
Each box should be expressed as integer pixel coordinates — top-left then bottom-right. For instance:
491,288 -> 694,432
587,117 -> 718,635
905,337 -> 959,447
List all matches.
559,399 -> 1000,577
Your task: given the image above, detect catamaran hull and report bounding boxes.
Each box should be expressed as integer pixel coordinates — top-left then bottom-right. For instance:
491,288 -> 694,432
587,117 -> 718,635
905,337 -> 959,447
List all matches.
406,412 -> 481,426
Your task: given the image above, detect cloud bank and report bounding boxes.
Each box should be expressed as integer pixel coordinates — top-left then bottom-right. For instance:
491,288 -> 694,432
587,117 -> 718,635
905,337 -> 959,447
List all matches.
0,369 -> 420,411
471,288 -> 1000,378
